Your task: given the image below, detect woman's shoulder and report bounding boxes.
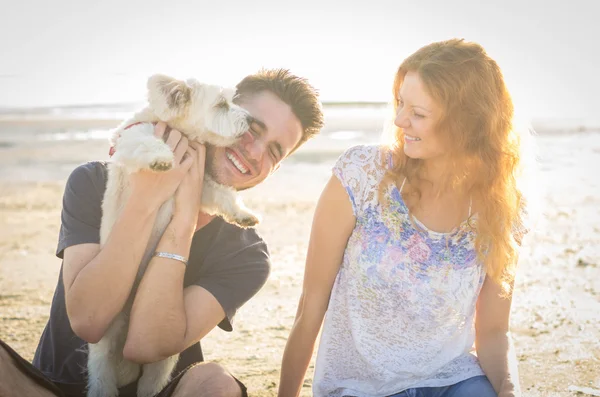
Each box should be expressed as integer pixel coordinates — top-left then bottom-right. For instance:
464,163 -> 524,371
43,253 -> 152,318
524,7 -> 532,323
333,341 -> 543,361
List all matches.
336,144 -> 391,172
332,144 -> 392,214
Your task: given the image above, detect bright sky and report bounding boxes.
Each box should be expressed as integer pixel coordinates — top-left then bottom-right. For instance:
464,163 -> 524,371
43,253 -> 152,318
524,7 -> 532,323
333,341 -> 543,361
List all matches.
1,0 -> 599,120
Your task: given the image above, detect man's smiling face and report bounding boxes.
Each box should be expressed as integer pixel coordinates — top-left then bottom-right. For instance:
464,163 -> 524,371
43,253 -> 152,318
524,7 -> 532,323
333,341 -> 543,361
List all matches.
204,90 -> 303,190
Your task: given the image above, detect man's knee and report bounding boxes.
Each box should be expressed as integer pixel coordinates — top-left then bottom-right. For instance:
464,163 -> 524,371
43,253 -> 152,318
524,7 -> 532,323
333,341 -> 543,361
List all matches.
173,362 -> 242,397
0,344 -> 22,376
0,343 -> 58,397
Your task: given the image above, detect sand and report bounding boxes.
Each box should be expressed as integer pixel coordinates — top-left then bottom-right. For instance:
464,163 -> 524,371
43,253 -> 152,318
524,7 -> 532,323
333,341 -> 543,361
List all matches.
0,119 -> 599,396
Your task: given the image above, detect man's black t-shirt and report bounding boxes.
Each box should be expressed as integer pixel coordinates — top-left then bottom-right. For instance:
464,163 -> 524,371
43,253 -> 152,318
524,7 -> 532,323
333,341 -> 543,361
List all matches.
32,161 -> 270,395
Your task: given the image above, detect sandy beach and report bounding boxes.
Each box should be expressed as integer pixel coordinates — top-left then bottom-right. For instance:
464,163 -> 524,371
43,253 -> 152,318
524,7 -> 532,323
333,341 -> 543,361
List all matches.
0,109 -> 599,396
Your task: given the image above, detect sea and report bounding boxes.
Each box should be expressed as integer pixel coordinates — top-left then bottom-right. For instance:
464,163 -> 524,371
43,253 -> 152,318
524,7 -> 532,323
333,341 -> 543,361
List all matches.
0,102 -> 598,188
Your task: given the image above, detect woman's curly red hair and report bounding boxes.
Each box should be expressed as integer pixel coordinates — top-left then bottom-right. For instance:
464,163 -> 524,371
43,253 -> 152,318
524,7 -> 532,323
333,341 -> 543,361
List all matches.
381,39 -> 529,293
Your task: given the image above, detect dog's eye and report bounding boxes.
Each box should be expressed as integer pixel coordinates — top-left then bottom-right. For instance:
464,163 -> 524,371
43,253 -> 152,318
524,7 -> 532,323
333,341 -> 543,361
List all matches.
215,99 -> 229,110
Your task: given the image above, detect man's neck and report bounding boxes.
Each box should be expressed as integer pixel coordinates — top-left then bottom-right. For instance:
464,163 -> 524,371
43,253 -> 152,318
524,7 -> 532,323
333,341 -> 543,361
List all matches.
196,212 -> 216,231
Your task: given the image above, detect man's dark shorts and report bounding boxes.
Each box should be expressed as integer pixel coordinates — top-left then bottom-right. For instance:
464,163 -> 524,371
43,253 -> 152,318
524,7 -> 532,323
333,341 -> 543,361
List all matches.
0,339 -> 248,397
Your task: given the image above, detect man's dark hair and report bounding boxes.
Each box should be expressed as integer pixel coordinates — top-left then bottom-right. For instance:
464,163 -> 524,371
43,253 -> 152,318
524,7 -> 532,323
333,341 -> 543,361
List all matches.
235,68 -> 324,151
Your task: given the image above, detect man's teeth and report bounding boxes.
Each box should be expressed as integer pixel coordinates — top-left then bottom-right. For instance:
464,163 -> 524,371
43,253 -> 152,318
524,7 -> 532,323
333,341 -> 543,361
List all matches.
226,152 -> 249,174
405,135 -> 421,141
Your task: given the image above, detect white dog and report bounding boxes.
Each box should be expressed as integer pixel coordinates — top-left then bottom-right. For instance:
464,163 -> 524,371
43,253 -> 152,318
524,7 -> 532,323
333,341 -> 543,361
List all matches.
86,74 -> 259,397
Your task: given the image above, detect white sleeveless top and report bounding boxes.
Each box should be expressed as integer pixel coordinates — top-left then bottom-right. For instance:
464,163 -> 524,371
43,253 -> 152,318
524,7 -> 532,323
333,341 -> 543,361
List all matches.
313,145 -> 486,397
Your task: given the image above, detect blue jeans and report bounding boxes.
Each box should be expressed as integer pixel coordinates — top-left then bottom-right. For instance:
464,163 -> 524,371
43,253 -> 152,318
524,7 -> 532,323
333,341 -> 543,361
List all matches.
388,376 -> 497,397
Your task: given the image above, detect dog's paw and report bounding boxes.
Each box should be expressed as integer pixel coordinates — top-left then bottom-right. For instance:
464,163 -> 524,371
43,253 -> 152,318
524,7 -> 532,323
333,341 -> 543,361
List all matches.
113,123 -> 176,173
150,160 -> 173,171
134,139 -> 174,172
238,215 -> 260,228
226,212 -> 260,228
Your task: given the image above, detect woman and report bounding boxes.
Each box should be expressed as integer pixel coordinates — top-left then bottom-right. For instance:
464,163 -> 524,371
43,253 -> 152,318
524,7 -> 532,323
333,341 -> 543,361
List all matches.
278,39 -> 531,397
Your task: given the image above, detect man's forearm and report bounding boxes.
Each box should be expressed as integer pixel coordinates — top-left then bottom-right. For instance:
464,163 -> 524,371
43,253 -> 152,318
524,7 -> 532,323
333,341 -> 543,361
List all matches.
66,198 -> 158,342
124,220 -> 194,362
477,331 -> 521,397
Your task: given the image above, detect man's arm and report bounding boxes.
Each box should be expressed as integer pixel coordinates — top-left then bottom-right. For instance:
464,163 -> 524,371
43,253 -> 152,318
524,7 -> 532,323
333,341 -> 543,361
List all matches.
64,123 -> 191,343
123,218 -> 227,363
124,140 -> 270,363
124,141 -> 225,363
63,198 -> 158,343
123,219 -> 270,364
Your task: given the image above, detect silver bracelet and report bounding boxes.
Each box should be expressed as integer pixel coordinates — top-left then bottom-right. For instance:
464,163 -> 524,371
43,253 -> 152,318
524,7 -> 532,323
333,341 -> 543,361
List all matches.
153,252 -> 188,266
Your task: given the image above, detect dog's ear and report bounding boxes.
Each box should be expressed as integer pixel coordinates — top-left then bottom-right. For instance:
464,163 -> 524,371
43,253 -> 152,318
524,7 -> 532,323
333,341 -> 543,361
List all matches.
147,74 -> 191,121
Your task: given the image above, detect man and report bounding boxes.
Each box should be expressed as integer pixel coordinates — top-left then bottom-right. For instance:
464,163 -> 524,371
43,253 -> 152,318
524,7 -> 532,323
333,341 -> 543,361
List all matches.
0,69 -> 324,397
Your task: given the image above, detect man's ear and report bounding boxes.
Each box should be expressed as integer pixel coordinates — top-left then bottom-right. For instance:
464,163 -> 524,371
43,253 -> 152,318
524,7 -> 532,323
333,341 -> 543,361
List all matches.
271,163 -> 281,174
147,74 -> 191,121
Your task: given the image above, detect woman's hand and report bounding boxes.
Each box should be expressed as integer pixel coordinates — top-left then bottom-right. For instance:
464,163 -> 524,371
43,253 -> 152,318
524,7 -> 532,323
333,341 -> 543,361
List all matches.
128,122 -> 192,211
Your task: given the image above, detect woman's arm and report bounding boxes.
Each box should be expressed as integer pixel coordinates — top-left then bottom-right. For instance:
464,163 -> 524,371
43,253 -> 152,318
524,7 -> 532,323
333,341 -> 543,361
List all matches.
475,276 -> 521,397
278,175 -> 356,397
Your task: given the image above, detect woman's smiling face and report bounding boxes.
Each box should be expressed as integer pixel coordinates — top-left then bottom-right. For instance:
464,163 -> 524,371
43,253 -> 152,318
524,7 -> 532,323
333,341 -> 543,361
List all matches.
394,71 -> 446,161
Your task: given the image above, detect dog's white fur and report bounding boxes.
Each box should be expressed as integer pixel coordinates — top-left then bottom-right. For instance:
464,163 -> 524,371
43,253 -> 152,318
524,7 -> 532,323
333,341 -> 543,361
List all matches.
86,74 -> 259,397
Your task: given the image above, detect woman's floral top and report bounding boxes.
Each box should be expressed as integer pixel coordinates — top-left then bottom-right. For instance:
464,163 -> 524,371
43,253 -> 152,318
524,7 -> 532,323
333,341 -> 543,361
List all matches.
313,145 -> 486,397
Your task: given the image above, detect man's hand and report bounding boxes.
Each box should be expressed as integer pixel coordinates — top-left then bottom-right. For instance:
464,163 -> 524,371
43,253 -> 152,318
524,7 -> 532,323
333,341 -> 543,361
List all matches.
171,141 -> 206,233
128,122 -> 193,211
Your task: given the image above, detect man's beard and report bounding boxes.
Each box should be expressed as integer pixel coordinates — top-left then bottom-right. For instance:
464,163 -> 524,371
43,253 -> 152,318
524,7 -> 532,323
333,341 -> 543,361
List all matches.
203,145 -> 256,192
